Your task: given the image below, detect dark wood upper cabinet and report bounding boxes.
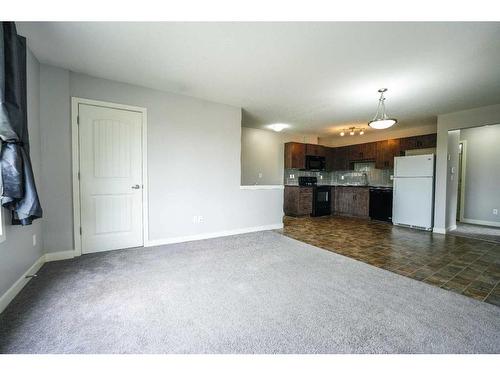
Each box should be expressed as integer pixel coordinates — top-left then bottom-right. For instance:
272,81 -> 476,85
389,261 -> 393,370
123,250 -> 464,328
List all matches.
347,144 -> 362,161
305,143 -> 326,157
364,142 -> 378,160
400,134 -> 437,153
416,133 -> 437,149
348,142 -> 377,161
284,142 -> 306,169
285,134 -> 436,171
399,136 -> 417,152
325,147 -> 335,171
375,139 -> 400,169
332,146 -> 350,171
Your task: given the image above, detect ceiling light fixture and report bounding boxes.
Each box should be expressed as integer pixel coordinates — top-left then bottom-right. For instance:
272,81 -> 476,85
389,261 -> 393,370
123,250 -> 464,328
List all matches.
368,88 -> 397,130
268,123 -> 289,132
339,127 -> 365,137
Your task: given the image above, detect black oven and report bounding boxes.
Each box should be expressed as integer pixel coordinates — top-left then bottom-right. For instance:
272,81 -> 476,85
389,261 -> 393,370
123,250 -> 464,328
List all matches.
305,155 -> 326,171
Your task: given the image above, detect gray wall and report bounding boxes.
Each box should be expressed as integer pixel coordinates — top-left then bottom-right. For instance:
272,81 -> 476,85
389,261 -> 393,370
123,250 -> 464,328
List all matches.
0,50 -> 44,298
459,124 -> 500,225
241,127 -> 318,185
40,67 -> 284,253
39,66 -> 72,252
434,103 -> 500,232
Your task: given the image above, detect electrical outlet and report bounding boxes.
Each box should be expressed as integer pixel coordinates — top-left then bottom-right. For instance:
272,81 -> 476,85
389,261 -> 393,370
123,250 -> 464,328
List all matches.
258,173 -> 263,179
32,234 -> 37,247
493,209 -> 498,215
341,175 -> 345,180
192,215 -> 204,224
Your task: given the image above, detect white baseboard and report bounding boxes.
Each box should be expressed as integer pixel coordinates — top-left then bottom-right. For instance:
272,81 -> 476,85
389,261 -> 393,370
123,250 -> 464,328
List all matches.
0,255 -> 45,314
460,218 -> 500,228
447,224 -> 457,231
433,227 -> 446,234
146,223 -> 284,247
0,249 -> 77,314
43,250 -> 76,262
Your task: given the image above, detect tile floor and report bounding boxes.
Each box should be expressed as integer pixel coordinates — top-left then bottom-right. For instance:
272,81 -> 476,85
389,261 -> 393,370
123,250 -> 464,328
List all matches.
278,215 -> 500,306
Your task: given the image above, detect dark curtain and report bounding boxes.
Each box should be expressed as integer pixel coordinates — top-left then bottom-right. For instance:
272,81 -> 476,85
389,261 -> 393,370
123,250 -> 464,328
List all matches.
0,22 -> 42,225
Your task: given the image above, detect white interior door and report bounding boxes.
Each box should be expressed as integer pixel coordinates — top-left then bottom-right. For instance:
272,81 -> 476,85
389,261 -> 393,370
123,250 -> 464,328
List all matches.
79,104 -> 143,254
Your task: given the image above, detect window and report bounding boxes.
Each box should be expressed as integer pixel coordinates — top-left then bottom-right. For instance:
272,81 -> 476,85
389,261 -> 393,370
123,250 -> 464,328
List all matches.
0,210 -> 5,243
0,155 -> 4,243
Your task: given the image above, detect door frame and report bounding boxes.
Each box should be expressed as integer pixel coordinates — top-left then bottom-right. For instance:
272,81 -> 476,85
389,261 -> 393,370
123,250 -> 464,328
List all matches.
71,97 -> 148,256
458,140 -> 467,222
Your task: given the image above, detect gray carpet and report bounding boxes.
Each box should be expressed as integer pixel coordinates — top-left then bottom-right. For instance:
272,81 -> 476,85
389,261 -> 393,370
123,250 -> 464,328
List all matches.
449,222 -> 500,243
1,231 -> 499,354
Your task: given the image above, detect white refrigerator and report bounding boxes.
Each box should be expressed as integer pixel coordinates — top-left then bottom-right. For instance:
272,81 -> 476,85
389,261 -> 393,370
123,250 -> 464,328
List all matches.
392,154 -> 435,231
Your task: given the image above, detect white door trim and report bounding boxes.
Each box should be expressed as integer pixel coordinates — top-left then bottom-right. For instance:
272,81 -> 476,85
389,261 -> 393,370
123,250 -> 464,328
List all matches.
71,97 -> 148,256
459,140 -> 467,222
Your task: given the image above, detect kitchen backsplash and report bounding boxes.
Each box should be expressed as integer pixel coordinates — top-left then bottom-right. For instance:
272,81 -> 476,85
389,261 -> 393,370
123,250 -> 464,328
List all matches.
285,162 -> 393,187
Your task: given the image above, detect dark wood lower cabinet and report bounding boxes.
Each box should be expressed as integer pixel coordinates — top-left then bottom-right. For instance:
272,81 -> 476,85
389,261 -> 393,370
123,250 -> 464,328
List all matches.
284,186 -> 313,216
285,186 -> 370,218
332,186 -> 369,218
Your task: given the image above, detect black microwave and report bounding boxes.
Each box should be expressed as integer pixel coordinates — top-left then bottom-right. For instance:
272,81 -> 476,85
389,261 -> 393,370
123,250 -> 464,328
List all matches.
305,155 -> 326,171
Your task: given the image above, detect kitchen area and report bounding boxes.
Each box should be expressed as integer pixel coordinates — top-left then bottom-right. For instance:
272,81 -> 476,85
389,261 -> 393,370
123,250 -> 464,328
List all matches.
280,133 -> 500,306
283,134 -> 437,226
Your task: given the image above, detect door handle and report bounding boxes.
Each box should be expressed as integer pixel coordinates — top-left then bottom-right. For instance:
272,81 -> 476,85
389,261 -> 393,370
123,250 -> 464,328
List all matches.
131,184 -> 141,189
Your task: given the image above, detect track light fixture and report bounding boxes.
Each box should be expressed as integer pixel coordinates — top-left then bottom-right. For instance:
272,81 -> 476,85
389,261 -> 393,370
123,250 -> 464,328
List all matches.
339,127 -> 366,137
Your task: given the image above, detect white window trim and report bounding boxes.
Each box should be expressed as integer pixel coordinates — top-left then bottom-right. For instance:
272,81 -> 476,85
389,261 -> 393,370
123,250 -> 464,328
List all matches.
0,147 -> 4,243
0,207 -> 6,244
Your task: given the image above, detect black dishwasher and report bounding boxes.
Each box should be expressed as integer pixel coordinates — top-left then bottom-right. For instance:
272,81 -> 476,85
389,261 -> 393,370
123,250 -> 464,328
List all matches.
369,187 -> 393,222
312,185 -> 331,217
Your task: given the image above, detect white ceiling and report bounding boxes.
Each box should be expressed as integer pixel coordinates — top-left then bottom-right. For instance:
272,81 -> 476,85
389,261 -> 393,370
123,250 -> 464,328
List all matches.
18,22 -> 500,135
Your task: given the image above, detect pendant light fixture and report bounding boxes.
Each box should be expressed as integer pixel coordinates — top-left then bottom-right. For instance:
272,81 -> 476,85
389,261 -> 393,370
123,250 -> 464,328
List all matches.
368,88 -> 397,129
